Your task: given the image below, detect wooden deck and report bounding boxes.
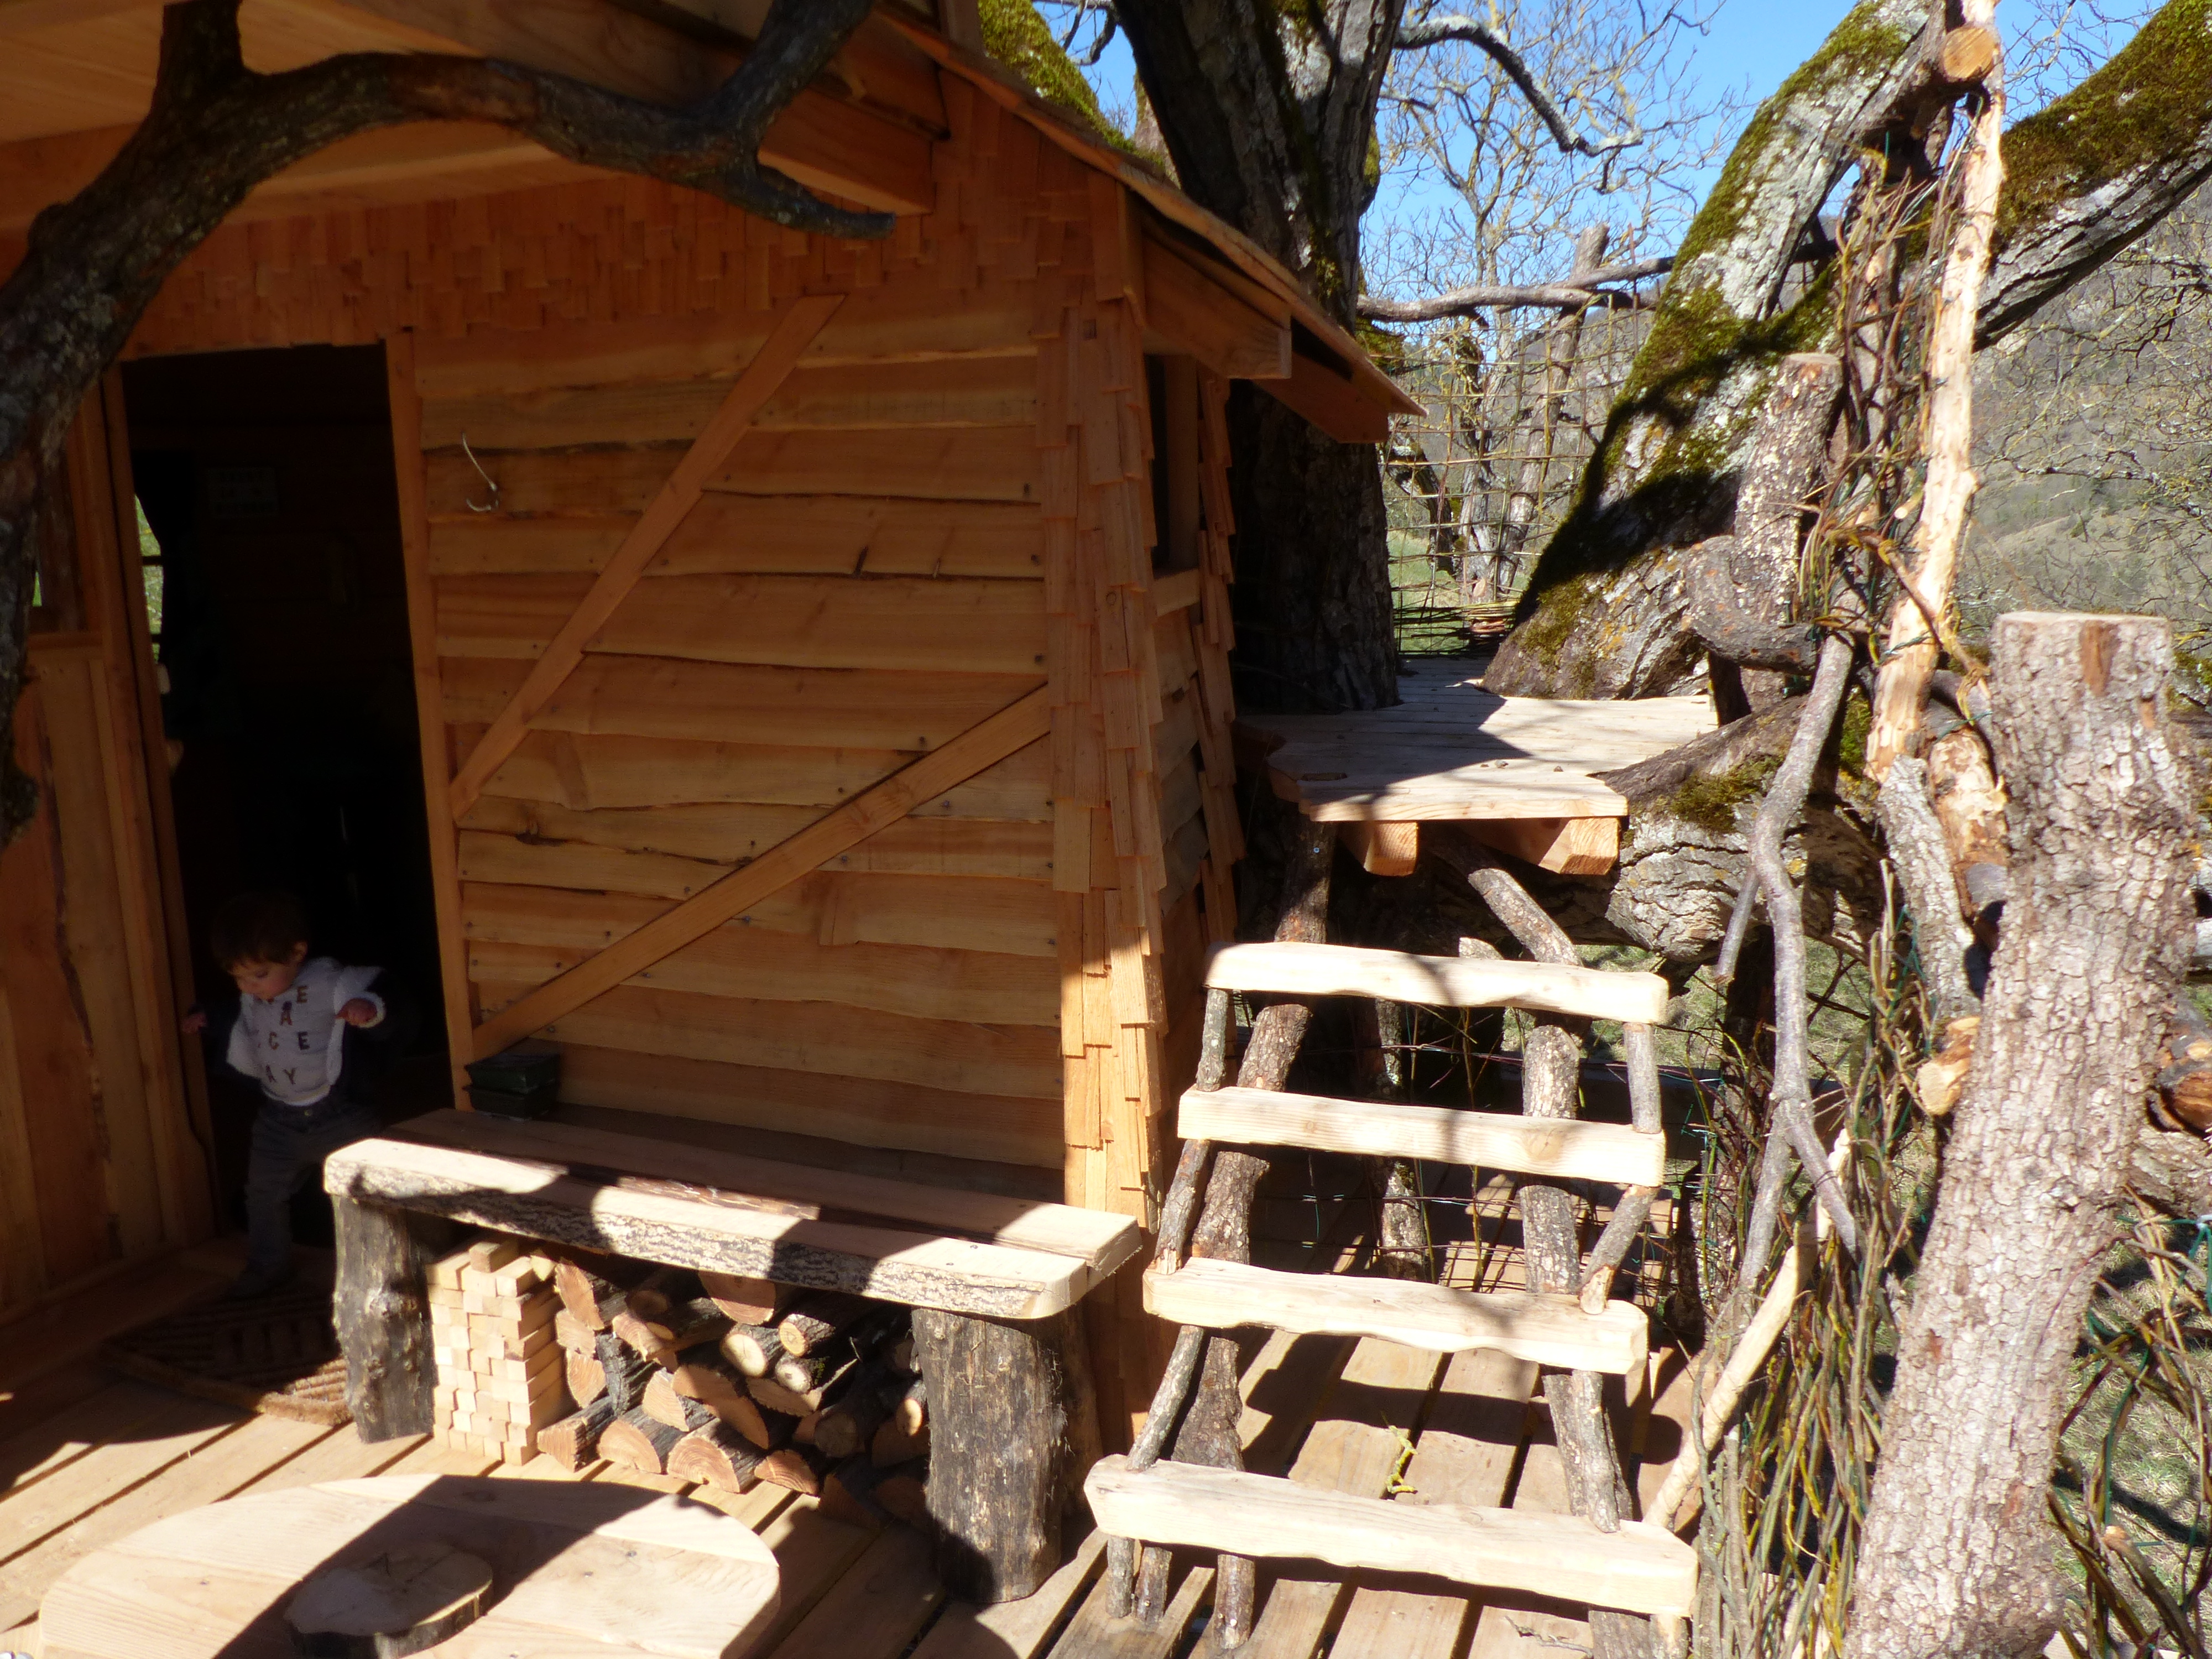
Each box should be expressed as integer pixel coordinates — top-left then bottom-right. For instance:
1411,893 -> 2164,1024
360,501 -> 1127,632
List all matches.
0,1183 -> 1694,1659
1243,671 -> 1715,823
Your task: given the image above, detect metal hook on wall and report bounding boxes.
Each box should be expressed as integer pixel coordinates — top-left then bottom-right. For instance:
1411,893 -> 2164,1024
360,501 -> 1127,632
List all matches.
460,434 -> 501,513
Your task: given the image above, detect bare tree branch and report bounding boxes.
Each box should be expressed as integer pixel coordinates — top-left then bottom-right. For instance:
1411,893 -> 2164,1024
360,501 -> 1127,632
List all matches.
1394,12 -> 1634,157
1358,253 -> 1672,319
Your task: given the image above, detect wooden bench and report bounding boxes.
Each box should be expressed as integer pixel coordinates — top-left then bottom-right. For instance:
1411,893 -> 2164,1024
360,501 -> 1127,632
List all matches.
323,1110 -> 1144,1602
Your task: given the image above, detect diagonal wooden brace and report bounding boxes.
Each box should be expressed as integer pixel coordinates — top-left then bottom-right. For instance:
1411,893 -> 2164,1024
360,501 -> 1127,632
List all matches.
468,685 -> 1051,1058
446,291 -> 846,820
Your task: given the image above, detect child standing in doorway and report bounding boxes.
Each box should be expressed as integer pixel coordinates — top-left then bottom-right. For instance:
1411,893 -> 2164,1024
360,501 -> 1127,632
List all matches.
184,891 -> 411,1298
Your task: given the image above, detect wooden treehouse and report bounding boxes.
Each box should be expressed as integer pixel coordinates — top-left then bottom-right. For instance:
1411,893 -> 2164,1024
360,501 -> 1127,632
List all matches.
0,3 -> 1715,1656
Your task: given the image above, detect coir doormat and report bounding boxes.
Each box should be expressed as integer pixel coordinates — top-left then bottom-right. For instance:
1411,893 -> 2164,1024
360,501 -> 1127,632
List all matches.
99,1275 -> 350,1425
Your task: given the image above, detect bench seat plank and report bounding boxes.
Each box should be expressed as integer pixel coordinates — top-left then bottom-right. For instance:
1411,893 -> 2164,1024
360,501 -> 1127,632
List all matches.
326,1137 -> 1118,1319
393,1109 -> 1137,1270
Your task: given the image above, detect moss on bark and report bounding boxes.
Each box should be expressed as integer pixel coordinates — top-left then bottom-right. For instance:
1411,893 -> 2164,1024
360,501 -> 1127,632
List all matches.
977,0 -> 1130,150
1995,0 -> 2212,260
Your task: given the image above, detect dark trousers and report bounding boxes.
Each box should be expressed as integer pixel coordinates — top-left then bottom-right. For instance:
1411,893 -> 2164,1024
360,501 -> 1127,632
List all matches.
243,1095 -> 380,1276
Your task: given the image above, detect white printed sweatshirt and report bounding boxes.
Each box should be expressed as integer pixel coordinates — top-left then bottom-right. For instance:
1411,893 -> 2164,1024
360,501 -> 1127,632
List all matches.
224,957 -> 384,1107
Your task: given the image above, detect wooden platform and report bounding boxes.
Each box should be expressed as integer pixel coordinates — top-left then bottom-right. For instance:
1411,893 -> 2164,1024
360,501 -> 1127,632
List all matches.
1243,672 -> 1714,825
1239,671 -> 1712,877
0,1177 -> 1693,1659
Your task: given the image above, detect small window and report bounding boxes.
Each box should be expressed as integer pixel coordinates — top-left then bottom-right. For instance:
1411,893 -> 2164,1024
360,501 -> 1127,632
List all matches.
136,497 -> 165,659
1146,354 -> 1203,576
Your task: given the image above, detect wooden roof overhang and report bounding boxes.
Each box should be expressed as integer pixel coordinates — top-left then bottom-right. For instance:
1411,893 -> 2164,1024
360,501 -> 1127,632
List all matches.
0,0 -> 1416,442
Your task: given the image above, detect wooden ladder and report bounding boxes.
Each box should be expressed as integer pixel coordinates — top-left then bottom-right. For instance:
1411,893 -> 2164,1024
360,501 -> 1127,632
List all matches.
1084,931 -> 1698,1648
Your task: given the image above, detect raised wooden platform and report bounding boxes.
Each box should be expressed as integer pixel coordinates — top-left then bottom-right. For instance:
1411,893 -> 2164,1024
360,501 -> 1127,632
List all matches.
1239,672 -> 1714,874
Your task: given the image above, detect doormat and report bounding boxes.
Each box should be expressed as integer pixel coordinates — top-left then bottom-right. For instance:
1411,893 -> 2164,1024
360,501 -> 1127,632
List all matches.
99,1276 -> 351,1425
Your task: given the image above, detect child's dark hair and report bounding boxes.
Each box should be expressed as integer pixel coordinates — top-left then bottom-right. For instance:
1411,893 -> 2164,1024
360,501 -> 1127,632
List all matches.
209,890 -> 310,968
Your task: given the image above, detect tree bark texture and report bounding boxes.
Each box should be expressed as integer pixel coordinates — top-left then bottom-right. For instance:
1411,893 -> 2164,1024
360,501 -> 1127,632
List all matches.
332,1197 -> 453,1442
0,0 -> 881,843
914,1307 -> 1092,1604
1845,614 -> 2198,1659
1116,1 -> 1404,713
1489,0 -> 2212,702
1702,351 -> 1843,718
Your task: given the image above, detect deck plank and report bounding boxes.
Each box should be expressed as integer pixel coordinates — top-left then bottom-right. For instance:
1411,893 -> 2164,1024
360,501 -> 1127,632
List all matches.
0,1259 -> 228,1397
1188,1338 -> 1446,1658
0,1393 -> 244,1569
1044,1551 -> 1211,1659
768,1522 -> 943,1659
1,1385 -> 189,1500
231,1429 -> 426,1496
0,1413 -> 332,1631
1463,1433 -> 1590,1658
0,1364 -> 108,1453
1326,1349 -> 1540,1658
750,1495 -> 877,1654
909,1527 -> 1106,1659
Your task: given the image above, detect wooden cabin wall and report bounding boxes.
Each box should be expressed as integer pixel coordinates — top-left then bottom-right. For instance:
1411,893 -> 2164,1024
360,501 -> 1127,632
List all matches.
114,80 -> 1251,1428
0,390 -> 213,1324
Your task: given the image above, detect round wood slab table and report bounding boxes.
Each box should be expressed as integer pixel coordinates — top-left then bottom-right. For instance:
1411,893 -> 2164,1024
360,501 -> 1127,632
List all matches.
36,1473 -> 780,1659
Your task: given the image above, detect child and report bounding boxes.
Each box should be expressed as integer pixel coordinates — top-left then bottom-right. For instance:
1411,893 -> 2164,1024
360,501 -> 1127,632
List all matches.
184,891 -> 411,1299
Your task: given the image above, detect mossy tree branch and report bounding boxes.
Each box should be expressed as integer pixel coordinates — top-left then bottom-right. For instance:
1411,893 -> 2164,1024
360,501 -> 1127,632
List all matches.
1490,0 -> 2212,702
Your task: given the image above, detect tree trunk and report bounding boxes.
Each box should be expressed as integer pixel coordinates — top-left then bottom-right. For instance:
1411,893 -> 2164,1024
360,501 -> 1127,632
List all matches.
331,1197 -> 453,1442
1487,0 -> 2212,702
1845,614 -> 2197,1659
1116,0 -> 1404,714
914,1307 -> 1092,1604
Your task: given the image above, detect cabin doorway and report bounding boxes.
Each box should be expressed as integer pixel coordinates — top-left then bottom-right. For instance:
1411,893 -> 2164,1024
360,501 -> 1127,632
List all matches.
119,343 -> 448,1245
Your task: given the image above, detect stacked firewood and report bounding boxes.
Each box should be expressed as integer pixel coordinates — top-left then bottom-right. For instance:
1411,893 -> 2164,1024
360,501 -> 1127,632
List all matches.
427,1237 -> 571,1464
537,1255 -> 928,1527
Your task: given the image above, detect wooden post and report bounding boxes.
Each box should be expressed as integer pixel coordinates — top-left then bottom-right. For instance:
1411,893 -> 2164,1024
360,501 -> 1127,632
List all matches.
1865,17 -> 2004,776
914,1305 -> 1095,1603
332,1195 -> 452,1441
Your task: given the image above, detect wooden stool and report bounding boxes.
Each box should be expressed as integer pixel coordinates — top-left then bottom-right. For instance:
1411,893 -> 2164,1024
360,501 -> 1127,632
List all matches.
35,1473 -> 779,1658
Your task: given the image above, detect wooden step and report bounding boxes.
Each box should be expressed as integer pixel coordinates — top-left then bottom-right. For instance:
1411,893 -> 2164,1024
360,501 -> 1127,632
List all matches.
1180,1086 -> 1665,1185
1084,1455 -> 1697,1619
1204,941 -> 1668,1023
1143,1259 -> 1647,1374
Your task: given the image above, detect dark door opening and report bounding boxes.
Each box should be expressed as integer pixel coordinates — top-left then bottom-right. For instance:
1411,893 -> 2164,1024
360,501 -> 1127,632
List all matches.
122,343 -> 448,1244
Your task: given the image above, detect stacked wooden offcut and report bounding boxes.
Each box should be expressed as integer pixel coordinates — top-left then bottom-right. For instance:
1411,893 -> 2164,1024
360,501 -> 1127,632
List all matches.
539,1255 -> 929,1528
427,1236 -> 570,1463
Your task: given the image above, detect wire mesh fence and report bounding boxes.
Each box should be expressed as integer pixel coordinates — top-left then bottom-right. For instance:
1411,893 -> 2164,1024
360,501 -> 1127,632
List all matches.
1380,302 -> 1650,656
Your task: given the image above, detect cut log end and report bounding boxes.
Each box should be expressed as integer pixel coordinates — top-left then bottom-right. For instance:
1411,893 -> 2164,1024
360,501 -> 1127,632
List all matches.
286,1544 -> 493,1657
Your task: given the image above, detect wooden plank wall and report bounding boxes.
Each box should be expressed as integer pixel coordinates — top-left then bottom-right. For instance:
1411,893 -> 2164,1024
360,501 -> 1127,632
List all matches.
113,80 -> 1249,1426
0,397 -> 213,1326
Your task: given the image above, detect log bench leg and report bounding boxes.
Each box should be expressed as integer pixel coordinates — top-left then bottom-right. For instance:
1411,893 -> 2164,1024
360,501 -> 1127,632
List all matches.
332,1193 -> 456,1441
913,1305 -> 1098,1603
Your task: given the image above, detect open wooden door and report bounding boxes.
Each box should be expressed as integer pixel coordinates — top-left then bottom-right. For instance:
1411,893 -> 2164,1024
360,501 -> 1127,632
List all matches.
0,375 -> 213,1322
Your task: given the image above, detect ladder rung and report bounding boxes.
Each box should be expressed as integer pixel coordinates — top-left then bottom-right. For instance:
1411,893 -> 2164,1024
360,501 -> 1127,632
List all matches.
1086,1455 -> 1697,1618
1203,941 -> 1667,1023
1180,1086 -> 1665,1185
1143,1259 -> 1647,1374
